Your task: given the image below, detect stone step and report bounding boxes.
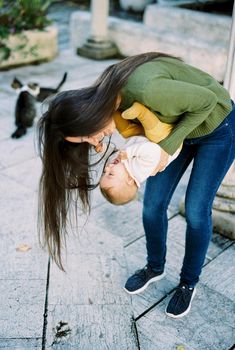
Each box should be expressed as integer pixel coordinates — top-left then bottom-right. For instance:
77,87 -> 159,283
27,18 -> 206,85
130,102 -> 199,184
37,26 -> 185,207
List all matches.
70,10 -> 231,81
157,0 -> 230,6
144,4 -> 231,44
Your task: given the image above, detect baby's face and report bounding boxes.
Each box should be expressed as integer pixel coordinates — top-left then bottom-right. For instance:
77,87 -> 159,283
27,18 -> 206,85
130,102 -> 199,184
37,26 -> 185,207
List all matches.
100,155 -> 129,189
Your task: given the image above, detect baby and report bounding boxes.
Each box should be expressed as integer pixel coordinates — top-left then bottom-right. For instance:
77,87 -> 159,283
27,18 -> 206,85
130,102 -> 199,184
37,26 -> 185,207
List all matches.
99,102 -> 182,205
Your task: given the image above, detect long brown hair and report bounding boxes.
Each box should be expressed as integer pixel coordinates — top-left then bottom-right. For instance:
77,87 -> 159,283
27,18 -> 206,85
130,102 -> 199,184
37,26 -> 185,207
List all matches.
37,52 -> 178,270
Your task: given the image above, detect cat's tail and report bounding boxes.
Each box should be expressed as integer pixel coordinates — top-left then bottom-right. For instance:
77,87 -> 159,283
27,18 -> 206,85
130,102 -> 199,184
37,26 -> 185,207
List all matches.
11,125 -> 27,139
55,72 -> 67,91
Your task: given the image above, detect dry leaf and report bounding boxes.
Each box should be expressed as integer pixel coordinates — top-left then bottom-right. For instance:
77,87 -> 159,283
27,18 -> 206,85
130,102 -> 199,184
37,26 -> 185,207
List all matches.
16,244 -> 32,252
176,346 -> 186,350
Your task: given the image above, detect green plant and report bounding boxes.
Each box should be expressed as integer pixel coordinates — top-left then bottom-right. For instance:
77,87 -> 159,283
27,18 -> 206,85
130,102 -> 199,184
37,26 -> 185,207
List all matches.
0,0 -> 52,61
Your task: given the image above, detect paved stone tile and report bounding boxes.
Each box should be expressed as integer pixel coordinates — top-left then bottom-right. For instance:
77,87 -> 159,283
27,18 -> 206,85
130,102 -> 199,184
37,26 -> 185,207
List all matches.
205,231 -> 233,261
0,173 -> 36,226
90,200 -> 145,246
124,214 -> 234,318
137,283 -> 235,350
0,170 -> 48,340
0,131 -> 37,169
0,117 -> 15,143
46,305 -> 138,350
0,280 -> 46,338
49,254 -> 129,306
202,243 -> 235,301
0,91 -> 16,143
0,338 -> 41,349
46,222 -> 136,349
0,236 -> 47,281
2,157 -> 42,192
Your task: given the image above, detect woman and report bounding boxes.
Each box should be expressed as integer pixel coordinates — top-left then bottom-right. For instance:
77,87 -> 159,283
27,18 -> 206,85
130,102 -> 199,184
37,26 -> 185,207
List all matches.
37,52 -> 235,318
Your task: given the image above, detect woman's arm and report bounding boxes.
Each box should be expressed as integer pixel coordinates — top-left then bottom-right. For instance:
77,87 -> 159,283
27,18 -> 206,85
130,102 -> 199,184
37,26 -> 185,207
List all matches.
122,102 -> 173,143
143,79 -> 218,155
113,111 -> 144,138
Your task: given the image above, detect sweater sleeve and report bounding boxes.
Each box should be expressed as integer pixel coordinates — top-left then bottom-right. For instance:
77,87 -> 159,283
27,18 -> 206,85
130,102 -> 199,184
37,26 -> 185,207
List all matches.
143,78 -> 218,155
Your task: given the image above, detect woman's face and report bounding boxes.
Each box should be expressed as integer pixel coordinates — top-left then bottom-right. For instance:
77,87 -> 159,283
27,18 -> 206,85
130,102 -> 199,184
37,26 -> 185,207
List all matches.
65,119 -> 116,146
65,94 -> 121,146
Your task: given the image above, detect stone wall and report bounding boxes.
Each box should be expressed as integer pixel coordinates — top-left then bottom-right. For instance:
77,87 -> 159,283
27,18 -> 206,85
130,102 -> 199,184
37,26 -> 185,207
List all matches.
70,5 -> 232,81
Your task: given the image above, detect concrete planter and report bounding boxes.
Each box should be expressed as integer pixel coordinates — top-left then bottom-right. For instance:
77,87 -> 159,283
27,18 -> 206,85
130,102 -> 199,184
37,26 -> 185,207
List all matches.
0,26 -> 58,70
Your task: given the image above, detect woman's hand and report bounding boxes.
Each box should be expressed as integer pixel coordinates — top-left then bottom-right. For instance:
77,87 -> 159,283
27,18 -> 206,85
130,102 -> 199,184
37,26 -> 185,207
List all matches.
118,150 -> 128,161
94,142 -> 107,153
151,148 -> 170,176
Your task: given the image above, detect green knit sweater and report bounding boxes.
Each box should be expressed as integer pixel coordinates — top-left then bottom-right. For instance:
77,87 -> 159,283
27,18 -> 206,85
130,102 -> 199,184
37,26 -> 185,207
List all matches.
120,57 -> 232,155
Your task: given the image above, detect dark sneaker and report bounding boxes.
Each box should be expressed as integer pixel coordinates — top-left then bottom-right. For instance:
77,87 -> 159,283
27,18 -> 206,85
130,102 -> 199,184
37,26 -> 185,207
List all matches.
124,264 -> 165,295
165,283 -> 196,318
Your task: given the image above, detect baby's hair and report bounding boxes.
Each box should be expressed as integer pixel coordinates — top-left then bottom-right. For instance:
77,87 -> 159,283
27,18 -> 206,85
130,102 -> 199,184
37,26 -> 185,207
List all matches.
100,183 -> 138,206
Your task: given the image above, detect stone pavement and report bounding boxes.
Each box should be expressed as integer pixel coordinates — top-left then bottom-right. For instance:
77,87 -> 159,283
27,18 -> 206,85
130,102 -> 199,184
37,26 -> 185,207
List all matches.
0,48 -> 235,350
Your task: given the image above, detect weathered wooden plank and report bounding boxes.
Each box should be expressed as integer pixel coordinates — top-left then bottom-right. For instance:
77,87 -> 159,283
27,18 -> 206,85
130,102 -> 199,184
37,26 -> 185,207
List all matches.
0,338 -> 41,349
136,283 -> 235,350
202,243 -> 235,301
46,222 -> 137,349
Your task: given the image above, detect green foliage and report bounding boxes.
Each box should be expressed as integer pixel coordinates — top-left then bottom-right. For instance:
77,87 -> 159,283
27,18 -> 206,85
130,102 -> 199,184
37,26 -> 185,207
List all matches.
0,0 -> 52,62
0,0 -> 52,34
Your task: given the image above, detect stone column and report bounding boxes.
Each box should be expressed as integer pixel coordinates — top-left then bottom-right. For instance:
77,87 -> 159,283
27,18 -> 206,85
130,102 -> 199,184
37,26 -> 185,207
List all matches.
212,2 -> 235,240
77,0 -> 118,59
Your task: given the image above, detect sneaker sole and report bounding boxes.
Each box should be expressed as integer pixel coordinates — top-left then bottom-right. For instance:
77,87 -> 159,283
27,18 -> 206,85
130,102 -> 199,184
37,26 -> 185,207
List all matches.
165,287 -> 197,319
123,271 -> 166,295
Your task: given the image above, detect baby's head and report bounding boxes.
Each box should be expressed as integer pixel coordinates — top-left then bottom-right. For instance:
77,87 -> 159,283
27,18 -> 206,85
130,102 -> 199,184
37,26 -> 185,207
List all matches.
99,154 -> 138,205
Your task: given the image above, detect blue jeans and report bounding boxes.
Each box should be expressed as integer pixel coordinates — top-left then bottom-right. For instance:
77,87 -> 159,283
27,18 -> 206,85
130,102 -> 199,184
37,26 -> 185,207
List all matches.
143,103 -> 235,287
